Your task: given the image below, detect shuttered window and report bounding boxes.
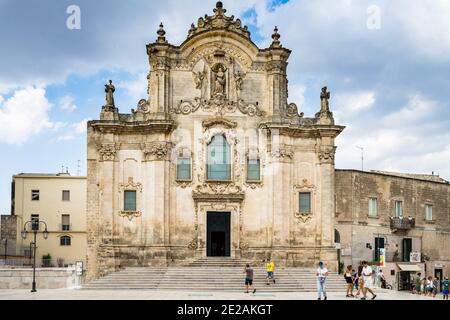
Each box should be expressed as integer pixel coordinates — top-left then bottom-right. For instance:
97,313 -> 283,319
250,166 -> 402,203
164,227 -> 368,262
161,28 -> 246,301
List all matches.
299,192 -> 312,214
247,159 -> 261,181
124,191 -> 137,212
177,158 -> 192,180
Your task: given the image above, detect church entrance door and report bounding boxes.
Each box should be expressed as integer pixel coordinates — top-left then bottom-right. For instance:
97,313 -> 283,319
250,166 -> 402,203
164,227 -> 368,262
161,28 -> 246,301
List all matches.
207,212 -> 231,257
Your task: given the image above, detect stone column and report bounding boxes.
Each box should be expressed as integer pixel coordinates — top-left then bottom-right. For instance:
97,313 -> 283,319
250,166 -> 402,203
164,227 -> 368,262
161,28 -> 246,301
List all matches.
266,60 -> 288,121
143,141 -> 172,265
318,143 -> 338,271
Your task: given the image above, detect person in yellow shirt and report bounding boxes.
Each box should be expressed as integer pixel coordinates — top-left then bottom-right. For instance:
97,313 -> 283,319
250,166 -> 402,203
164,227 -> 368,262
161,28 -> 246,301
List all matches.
266,259 -> 276,285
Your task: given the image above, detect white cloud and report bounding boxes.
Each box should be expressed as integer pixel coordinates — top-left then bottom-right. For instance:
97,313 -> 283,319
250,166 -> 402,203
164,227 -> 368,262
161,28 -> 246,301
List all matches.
59,95 -> 77,112
0,87 -> 57,145
72,118 -> 92,135
119,73 -> 148,108
334,91 -> 375,114
57,135 -> 74,141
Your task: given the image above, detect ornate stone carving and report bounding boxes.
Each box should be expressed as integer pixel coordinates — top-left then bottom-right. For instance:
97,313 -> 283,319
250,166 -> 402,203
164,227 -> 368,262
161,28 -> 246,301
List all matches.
271,144 -> 294,161
119,177 -> 142,192
295,212 -> 313,223
188,238 -> 198,250
193,70 -> 206,90
98,143 -> 117,162
212,64 -> 227,96
202,118 -> 238,130
319,146 -> 336,164
315,86 -> 334,122
119,211 -> 142,221
295,179 -> 315,190
187,2 -> 251,41
170,97 -> 265,117
194,182 -> 243,195
286,103 -> 304,118
234,71 -> 244,91
142,142 -> 172,161
239,241 -> 249,250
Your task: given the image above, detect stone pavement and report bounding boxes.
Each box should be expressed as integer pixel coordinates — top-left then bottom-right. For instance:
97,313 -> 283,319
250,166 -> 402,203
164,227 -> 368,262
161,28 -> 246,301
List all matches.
0,288 -> 445,300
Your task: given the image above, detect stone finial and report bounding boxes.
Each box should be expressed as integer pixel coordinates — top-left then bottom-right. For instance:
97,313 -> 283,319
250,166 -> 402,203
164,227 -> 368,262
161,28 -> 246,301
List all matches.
216,1 -> 223,9
157,22 -> 167,43
214,1 -> 226,15
271,26 -> 281,48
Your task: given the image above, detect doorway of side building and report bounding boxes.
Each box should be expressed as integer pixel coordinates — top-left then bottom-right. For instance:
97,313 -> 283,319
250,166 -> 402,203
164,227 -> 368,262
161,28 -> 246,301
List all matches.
435,268 -> 443,292
207,212 -> 231,257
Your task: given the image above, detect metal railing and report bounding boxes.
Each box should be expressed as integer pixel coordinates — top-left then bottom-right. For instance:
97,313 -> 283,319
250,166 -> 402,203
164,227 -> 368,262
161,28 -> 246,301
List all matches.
390,217 -> 415,230
59,224 -> 72,232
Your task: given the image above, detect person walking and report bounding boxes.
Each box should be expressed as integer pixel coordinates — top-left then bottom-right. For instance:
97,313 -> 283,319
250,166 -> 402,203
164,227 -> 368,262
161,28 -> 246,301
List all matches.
244,264 -> 256,294
344,265 -> 354,297
266,259 -> 276,285
361,261 -> 377,300
426,276 -> 434,297
354,264 -> 364,298
442,277 -> 449,300
316,261 -> 329,300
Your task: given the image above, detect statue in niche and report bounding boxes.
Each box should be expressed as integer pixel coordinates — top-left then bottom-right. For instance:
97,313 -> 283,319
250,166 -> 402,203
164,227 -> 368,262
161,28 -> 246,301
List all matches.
105,80 -> 115,106
193,71 -> 206,90
320,86 -> 330,113
213,65 -> 227,95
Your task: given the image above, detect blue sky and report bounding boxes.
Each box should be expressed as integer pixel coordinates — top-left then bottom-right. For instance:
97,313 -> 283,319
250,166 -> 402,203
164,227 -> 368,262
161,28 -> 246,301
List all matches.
1,0 -> 450,213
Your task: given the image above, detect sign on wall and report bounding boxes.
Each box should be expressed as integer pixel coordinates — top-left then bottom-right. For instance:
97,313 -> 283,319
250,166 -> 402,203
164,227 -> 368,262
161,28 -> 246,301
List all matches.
410,252 -> 421,263
379,248 -> 386,267
75,261 -> 84,276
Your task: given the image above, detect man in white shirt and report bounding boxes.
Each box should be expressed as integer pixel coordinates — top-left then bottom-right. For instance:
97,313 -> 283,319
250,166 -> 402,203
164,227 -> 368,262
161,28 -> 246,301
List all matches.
316,261 -> 329,300
361,261 -> 377,300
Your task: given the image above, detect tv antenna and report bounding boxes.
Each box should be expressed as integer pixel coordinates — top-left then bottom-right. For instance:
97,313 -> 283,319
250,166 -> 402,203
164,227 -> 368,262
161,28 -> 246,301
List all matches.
77,160 -> 81,176
356,146 -> 364,172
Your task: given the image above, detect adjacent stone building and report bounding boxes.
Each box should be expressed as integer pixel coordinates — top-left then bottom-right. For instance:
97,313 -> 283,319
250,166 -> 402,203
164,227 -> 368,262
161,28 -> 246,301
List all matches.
87,2 -> 344,280
335,170 -> 450,290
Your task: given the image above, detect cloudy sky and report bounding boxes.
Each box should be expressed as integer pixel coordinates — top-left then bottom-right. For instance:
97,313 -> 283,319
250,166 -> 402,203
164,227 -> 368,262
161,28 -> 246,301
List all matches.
1,0 -> 450,213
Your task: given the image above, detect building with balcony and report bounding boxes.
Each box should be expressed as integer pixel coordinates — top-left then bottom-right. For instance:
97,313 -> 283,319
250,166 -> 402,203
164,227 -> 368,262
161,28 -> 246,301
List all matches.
5,173 -> 87,267
335,170 -> 450,290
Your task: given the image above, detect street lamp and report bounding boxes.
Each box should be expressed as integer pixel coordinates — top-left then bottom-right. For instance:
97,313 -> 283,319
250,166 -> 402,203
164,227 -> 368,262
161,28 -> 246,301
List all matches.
21,220 -> 49,293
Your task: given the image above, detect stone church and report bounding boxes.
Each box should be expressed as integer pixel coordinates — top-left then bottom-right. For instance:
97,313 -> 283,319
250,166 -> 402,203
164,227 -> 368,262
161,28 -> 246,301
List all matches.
86,2 -> 345,280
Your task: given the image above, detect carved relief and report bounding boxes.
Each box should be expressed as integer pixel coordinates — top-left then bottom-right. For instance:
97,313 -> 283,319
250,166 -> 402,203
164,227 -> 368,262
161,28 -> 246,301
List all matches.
286,103 -> 304,118
319,146 -> 337,164
271,144 -> 294,161
194,182 -> 243,195
295,213 -> 313,223
98,143 -> 117,162
188,238 -> 198,250
119,211 -> 142,221
119,177 -> 143,192
142,142 -> 172,161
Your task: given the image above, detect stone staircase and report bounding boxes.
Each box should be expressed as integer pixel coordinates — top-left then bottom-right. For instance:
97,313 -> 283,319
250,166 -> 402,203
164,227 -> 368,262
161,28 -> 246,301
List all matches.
83,258 -> 345,292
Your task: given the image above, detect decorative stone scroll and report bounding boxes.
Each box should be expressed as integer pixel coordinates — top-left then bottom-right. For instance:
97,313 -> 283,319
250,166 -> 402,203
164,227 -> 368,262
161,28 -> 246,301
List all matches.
98,143 -> 117,162
285,103 -> 304,118
188,238 -> 198,250
119,177 -> 143,192
119,211 -> 142,221
171,97 -> 265,117
295,212 -> 313,223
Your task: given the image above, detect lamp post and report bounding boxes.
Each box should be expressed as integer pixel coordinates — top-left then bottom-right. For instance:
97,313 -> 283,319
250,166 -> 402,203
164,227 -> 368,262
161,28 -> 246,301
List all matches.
21,220 -> 49,293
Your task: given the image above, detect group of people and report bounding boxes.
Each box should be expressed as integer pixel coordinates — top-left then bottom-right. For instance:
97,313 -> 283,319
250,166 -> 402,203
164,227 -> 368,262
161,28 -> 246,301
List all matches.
243,259 -> 276,294
317,260 -> 378,300
413,273 -> 449,299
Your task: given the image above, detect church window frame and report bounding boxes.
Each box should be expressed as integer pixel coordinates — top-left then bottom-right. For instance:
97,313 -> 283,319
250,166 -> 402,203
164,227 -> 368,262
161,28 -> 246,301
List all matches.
206,134 -> 232,182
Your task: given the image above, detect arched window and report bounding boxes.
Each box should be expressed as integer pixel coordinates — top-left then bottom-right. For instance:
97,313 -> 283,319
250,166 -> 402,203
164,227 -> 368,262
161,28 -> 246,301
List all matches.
207,135 -> 231,181
60,236 -> 71,246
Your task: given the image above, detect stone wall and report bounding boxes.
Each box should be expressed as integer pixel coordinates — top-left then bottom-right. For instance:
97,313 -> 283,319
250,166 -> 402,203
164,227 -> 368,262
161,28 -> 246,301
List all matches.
0,215 -> 17,255
0,267 -> 81,289
335,170 -> 450,278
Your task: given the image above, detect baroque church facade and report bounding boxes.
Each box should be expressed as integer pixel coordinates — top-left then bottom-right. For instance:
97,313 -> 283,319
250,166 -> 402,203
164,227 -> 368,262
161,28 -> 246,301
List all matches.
86,2 -> 344,280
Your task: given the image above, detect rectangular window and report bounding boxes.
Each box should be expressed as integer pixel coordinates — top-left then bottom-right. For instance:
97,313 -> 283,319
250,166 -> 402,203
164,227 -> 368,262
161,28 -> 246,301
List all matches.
368,198 -> 378,217
31,214 -> 39,231
62,215 -> 70,231
247,159 -> 261,181
177,158 -> 192,180
425,204 -> 433,221
60,236 -> 71,246
124,191 -> 137,212
62,190 -> 70,201
31,190 -> 40,201
394,201 -> 403,218
374,237 -> 385,262
207,135 -> 231,181
299,192 -> 312,214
